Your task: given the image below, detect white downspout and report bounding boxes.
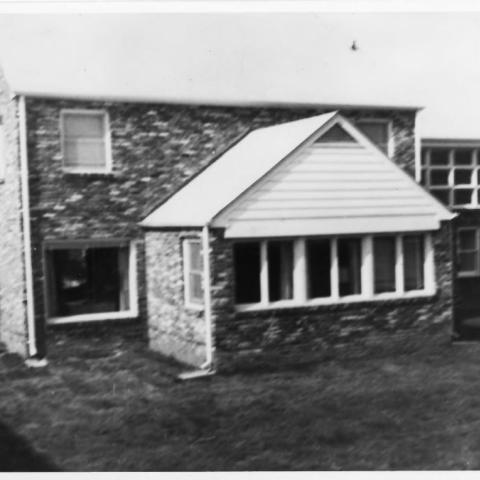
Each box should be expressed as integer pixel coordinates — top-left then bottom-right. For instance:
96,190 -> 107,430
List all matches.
18,95 -> 37,358
201,224 -> 213,369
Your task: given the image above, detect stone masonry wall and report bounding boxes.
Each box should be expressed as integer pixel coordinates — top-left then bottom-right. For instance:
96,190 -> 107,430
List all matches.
210,223 -> 454,371
145,229 -> 206,367
25,97 -> 416,356
0,82 -> 29,355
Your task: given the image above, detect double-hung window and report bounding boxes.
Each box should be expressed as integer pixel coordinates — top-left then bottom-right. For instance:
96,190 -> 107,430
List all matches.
61,110 -> 111,173
234,233 -> 434,309
183,239 -> 204,307
457,228 -> 480,276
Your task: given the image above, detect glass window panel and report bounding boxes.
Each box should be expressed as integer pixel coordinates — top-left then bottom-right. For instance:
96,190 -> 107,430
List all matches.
64,139 -> 106,168
454,149 -> 474,166
47,246 -> 128,317
63,113 -> 105,137
453,189 -> 473,206
338,238 -> 362,296
454,169 -> 472,185
374,237 -> 396,294
459,252 -> 477,272
430,149 -> 450,166
268,241 -> 294,302
234,242 -> 261,304
458,230 -> 477,251
403,235 -> 425,291
420,169 -> 427,186
306,239 -> 331,299
189,273 -> 203,303
430,169 -> 449,186
357,122 -> 389,154
421,150 -> 428,166
188,241 -> 203,272
476,170 -> 480,185
431,189 -> 451,205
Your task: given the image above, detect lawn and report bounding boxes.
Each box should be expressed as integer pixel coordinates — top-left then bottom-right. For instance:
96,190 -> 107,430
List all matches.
2,332 -> 480,470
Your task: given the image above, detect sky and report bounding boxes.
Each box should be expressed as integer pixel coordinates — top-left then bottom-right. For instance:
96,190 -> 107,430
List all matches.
0,10 -> 478,138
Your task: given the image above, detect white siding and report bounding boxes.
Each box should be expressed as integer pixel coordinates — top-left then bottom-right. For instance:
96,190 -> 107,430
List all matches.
214,142 -> 447,237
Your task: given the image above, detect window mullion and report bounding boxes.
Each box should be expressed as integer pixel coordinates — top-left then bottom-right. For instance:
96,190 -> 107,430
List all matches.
260,241 -> 269,305
330,238 -> 339,300
395,236 -> 405,294
424,233 -> 435,293
361,235 -> 373,298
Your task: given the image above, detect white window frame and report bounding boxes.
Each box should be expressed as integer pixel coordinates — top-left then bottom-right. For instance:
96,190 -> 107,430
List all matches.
45,240 -> 138,324
421,146 -> 480,209
235,233 -> 435,312
356,118 -> 394,158
60,109 -> 112,174
183,238 -> 204,310
457,227 -> 480,277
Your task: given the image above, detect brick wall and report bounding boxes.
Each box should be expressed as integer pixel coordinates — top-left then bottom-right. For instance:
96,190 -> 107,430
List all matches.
209,223 -> 454,371
24,97 -> 416,356
145,229 -> 206,366
0,79 -> 29,355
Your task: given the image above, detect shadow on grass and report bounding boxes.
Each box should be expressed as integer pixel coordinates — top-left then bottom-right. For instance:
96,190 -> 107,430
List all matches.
0,421 -> 59,471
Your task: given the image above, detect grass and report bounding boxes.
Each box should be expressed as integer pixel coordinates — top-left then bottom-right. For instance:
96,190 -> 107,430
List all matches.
3,333 -> 480,470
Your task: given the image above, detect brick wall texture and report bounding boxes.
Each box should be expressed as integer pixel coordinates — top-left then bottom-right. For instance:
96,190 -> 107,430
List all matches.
21,97 -> 426,361
0,79 -> 29,355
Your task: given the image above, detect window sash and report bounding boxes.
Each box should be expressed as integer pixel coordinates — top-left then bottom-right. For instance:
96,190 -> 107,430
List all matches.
234,233 -> 434,309
457,228 -> 480,276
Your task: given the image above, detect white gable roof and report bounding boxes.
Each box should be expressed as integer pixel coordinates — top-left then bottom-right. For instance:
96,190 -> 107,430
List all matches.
141,114 -> 454,235
141,112 -> 338,228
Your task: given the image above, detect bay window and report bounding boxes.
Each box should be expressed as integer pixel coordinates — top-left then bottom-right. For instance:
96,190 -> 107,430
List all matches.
233,233 -> 434,309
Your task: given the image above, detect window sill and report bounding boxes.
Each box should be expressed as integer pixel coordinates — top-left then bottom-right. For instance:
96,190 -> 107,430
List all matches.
235,289 -> 436,312
458,272 -> 480,278
47,310 -> 138,325
185,303 -> 204,312
63,168 -> 113,176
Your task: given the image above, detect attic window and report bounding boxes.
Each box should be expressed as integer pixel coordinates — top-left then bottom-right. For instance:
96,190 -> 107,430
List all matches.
356,119 -> 391,156
315,124 -> 356,143
61,110 -> 111,173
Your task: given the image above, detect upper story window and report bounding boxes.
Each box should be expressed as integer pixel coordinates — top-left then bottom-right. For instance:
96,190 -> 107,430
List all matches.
421,147 -> 480,208
61,110 -> 111,173
356,119 -> 392,157
457,228 -> 480,276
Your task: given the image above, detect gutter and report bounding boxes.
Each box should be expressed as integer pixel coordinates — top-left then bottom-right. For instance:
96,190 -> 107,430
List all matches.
18,95 -> 38,360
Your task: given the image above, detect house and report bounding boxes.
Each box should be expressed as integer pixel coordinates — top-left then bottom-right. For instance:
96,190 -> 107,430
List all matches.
420,137 -> 480,336
0,65 -> 456,371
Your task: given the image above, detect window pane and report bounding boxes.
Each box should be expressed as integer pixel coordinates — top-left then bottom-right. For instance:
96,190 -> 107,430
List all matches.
374,237 -> 396,294
454,149 -> 473,166
47,246 -> 129,317
459,252 -> 477,272
403,235 -> 425,291
63,113 -> 105,137
453,189 -> 473,206
234,242 -> 261,304
458,230 -> 476,250
189,272 -> 203,302
268,241 -> 294,301
357,122 -> 388,154
420,169 -> 427,186
430,169 -> 449,186
421,150 -> 428,166
431,189 -> 450,205
64,139 -> 106,169
430,149 -> 450,166
188,241 -> 203,271
454,169 -> 472,185
338,238 -> 362,296
306,239 -> 331,299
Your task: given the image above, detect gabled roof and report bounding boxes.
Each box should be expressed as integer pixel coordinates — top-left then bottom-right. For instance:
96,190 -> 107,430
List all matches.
141,113 -> 454,236
141,112 -> 338,228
